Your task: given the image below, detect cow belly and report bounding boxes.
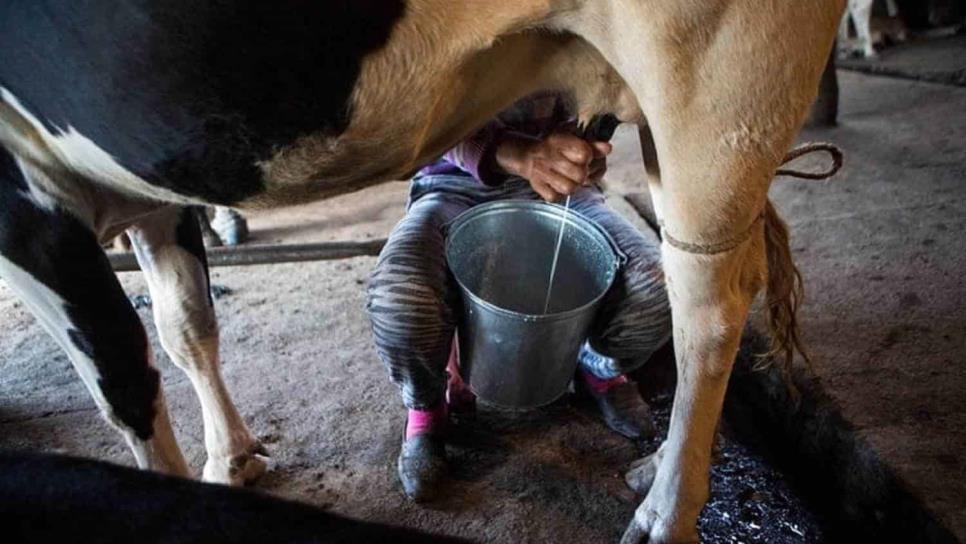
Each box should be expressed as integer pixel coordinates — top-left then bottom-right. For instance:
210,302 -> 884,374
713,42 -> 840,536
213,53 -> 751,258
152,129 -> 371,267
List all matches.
0,87 -> 197,205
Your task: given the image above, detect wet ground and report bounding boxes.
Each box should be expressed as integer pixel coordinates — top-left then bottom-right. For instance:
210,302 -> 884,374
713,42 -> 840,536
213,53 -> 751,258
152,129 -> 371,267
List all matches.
634,395 -> 826,544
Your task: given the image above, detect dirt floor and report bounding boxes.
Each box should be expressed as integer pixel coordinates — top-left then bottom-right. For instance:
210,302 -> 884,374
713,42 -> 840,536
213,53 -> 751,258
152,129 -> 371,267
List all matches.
1,63 -> 964,541
839,33 -> 966,86
0,204 -> 825,542
0,141 -> 829,541
779,71 -> 966,538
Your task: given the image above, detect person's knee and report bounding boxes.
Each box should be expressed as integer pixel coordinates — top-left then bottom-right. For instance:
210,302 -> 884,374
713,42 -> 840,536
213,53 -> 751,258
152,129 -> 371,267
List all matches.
367,264 -> 455,350
628,268 -> 673,347
595,262 -> 672,361
368,269 -> 453,410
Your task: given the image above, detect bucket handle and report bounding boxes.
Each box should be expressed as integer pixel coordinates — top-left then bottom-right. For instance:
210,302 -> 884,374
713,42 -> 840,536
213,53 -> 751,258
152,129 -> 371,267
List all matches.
586,215 -> 628,269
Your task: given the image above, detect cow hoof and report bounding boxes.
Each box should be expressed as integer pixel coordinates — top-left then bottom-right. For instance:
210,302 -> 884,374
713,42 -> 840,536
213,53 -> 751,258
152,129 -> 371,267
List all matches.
622,494 -> 701,544
203,443 -> 269,486
620,517 -> 651,544
620,510 -> 699,544
626,447 -> 663,495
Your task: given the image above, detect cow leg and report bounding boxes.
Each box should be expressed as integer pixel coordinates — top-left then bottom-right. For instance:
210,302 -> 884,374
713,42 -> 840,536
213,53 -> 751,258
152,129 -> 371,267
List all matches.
622,238 -> 768,543
838,5 -> 853,45
0,151 -> 188,476
564,2 -> 842,542
127,207 -> 266,485
853,0 -> 878,58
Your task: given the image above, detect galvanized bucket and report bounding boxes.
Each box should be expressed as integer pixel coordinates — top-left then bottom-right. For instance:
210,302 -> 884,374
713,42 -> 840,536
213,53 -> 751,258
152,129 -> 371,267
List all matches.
445,200 -> 623,409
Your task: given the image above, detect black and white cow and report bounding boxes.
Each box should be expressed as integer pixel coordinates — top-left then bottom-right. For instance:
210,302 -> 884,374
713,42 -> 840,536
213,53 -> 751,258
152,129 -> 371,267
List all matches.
1,1 -> 843,541
0,0 -> 410,485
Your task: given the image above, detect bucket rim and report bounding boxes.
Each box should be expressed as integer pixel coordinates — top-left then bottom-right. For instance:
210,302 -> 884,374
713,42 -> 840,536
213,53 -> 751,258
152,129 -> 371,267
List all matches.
444,199 -> 621,322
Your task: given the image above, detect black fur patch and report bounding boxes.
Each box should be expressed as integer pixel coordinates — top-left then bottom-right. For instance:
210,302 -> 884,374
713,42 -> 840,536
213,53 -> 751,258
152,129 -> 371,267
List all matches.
177,207 -> 213,306
0,452 -> 467,543
0,0 -> 406,204
0,148 -> 158,440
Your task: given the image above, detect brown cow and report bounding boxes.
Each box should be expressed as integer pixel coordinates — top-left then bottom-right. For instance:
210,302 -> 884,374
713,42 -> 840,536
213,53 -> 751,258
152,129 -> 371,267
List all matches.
0,1 -> 844,541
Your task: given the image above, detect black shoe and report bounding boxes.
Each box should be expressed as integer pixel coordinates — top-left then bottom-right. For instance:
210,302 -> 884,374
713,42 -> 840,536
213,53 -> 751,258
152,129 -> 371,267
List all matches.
397,433 -> 447,502
583,381 -> 656,440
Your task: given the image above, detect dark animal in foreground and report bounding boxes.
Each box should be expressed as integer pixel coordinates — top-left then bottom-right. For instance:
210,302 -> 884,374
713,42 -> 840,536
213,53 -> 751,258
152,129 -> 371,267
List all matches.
0,452 -> 465,544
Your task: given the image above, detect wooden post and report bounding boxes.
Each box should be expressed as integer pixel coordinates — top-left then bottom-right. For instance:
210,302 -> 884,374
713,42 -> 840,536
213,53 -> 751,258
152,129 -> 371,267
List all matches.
109,239 -> 387,272
806,44 -> 839,128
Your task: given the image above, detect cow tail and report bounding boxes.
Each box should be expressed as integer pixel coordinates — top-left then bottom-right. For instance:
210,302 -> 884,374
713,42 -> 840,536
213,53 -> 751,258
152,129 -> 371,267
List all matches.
759,199 -> 807,400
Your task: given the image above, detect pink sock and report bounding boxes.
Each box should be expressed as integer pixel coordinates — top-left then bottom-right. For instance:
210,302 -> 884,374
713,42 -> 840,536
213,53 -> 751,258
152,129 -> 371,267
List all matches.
406,403 -> 447,439
580,370 -> 628,395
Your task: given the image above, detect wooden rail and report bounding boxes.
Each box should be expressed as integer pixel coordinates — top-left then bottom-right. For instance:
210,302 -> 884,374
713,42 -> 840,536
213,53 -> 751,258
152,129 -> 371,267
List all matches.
109,239 -> 387,272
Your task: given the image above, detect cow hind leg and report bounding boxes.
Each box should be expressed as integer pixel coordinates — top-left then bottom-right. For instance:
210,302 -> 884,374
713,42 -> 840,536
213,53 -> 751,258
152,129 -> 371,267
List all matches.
564,1 -> 842,542
0,150 -> 188,476
127,207 -> 266,485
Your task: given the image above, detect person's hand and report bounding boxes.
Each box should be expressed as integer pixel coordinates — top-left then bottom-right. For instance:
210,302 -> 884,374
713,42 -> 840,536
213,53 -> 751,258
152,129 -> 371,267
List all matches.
494,130 -> 612,202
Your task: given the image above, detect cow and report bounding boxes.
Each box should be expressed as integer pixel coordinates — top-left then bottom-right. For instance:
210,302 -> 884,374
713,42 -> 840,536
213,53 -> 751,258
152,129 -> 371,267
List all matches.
839,0 -> 908,58
0,1 -> 844,542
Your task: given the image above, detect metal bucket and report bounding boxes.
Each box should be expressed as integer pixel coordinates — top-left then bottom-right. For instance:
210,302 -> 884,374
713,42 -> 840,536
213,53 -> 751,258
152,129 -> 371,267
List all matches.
445,200 -> 623,409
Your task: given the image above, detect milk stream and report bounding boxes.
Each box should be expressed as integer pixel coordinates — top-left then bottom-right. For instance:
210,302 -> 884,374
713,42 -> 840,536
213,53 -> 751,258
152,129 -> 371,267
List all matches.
542,195 -> 571,314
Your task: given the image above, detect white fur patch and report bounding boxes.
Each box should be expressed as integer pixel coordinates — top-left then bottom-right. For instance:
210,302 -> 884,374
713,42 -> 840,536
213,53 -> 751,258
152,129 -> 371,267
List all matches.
1,253 -> 187,475
20,172 -> 59,213
0,254 -> 107,410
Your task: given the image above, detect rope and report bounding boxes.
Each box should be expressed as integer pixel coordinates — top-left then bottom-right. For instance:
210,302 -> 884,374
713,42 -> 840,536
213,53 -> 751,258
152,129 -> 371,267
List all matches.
660,142 -> 843,255
662,214 -> 766,255
775,141 -> 843,180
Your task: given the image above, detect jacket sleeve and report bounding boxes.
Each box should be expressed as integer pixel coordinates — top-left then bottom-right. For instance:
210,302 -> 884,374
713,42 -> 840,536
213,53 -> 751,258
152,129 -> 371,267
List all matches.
440,119 -> 508,186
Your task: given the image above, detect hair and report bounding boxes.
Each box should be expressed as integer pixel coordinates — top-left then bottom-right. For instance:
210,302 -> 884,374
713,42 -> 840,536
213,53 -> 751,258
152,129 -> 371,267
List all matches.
760,199 -> 807,397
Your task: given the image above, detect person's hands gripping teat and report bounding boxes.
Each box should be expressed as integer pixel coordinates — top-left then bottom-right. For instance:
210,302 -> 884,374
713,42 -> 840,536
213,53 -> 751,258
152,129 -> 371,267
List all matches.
492,129 -> 612,202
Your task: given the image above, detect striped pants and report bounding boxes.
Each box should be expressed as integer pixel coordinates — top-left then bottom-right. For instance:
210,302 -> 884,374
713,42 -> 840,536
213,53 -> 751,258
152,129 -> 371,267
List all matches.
366,175 -> 671,410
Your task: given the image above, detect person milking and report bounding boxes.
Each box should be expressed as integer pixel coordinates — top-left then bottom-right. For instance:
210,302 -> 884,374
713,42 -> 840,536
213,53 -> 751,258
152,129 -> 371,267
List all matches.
366,93 -> 672,501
